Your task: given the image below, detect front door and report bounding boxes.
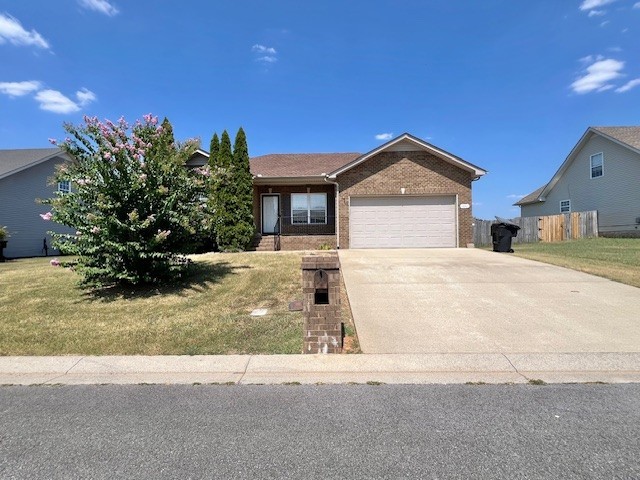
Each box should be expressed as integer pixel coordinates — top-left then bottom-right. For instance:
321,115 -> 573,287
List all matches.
262,194 -> 280,234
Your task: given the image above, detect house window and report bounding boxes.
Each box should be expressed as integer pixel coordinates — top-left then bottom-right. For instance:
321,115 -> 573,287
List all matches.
57,180 -> 71,193
560,200 -> 571,213
291,193 -> 327,224
590,153 -> 603,178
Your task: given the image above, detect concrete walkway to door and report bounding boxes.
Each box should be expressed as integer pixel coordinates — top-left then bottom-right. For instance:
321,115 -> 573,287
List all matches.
339,249 -> 640,354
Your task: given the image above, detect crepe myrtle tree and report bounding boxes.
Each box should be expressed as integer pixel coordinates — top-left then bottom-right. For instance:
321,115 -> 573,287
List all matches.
41,114 -> 212,287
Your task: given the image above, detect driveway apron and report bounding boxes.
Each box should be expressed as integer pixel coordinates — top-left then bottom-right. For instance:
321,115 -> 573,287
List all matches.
339,249 -> 640,354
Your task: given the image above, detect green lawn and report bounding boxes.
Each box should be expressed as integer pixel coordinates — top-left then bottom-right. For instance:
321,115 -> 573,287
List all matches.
0,252 -> 307,356
513,237 -> 640,288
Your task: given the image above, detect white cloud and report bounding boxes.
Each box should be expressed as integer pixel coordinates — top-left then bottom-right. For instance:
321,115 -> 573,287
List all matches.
76,87 -> 96,106
634,2 -> 640,8
252,44 -> 276,55
375,133 -> 393,141
78,0 -> 119,16
616,78 -> 640,92
588,9 -> 606,16
571,58 -> 624,94
600,20 -> 610,26
252,44 -> 278,64
579,0 -> 616,10
0,81 -> 97,113
0,13 -> 49,49
0,80 -> 41,97
506,194 -> 525,199
34,88 -> 97,114
35,90 -> 80,113
579,54 -> 604,64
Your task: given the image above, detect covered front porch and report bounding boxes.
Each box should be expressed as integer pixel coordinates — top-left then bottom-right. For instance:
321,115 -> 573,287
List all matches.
252,183 -> 337,251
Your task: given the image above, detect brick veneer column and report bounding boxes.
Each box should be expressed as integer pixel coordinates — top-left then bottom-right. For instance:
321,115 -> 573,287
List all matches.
301,253 -> 342,354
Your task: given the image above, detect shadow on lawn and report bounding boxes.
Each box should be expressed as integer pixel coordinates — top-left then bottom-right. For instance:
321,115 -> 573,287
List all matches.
79,261 -> 252,303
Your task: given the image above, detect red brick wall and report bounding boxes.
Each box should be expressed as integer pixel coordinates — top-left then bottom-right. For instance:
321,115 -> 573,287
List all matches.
281,235 -> 336,250
336,151 -> 475,248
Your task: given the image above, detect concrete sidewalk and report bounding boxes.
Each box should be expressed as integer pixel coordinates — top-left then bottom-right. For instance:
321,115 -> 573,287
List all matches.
2,353 -> 640,385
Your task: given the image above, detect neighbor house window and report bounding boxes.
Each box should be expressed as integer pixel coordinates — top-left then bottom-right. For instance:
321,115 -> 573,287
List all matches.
57,180 -> 71,193
560,200 -> 571,213
590,153 -> 603,178
291,193 -> 327,224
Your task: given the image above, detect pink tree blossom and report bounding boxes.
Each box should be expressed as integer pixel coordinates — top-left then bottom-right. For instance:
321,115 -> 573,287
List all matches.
155,229 -> 171,242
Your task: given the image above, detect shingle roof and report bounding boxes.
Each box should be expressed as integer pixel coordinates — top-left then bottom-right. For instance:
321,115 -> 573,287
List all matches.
514,186 -> 545,206
592,126 -> 640,151
0,148 -> 62,179
250,153 -> 361,177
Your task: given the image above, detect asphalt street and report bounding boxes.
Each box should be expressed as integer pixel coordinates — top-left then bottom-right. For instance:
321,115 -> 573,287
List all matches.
1,384 -> 639,479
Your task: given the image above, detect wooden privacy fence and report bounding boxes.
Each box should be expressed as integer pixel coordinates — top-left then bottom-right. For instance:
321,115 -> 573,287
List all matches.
473,211 -> 598,246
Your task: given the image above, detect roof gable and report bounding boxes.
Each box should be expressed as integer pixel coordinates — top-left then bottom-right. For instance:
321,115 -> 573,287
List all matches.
514,186 -> 545,206
185,148 -> 210,167
518,126 -> 640,205
591,126 -> 640,152
328,133 -> 486,178
0,148 -> 67,181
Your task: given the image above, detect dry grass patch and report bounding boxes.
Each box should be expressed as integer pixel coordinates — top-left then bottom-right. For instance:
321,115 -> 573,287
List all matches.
513,238 -> 640,288
0,252 -> 305,355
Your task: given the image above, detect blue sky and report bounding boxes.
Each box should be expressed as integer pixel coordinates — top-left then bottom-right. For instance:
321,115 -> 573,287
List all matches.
1,0 -> 639,219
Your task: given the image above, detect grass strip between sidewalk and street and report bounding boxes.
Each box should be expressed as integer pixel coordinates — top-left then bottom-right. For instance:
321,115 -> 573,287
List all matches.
0,252 -> 308,356
512,237 -> 640,289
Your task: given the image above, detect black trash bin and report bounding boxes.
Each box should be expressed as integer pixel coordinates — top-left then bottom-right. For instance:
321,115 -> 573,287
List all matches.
491,219 -> 520,253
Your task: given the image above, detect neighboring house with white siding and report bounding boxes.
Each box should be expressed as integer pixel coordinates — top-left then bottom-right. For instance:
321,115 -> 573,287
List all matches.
0,148 -> 74,258
515,126 -> 640,237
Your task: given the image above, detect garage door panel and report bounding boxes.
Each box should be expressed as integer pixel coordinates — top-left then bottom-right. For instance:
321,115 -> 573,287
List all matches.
350,196 -> 456,248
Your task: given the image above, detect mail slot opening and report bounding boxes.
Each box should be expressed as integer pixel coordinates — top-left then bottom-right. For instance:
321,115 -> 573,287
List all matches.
314,269 -> 329,304
314,288 -> 329,305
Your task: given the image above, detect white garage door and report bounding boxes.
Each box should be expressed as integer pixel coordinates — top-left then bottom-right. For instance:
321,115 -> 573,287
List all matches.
349,196 -> 457,248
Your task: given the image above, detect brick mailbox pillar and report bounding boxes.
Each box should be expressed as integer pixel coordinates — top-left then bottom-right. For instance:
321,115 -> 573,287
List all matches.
302,253 -> 342,354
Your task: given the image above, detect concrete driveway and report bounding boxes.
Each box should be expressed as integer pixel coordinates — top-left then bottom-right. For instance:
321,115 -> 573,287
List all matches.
339,249 -> 640,354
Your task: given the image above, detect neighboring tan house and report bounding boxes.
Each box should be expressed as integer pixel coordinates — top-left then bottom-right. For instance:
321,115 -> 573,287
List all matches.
515,127 -> 640,237
191,132 -> 487,250
0,148 -> 75,258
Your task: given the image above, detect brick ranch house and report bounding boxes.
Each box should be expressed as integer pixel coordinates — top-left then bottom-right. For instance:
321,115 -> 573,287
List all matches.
1,133 -> 485,257
191,132 -> 487,250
